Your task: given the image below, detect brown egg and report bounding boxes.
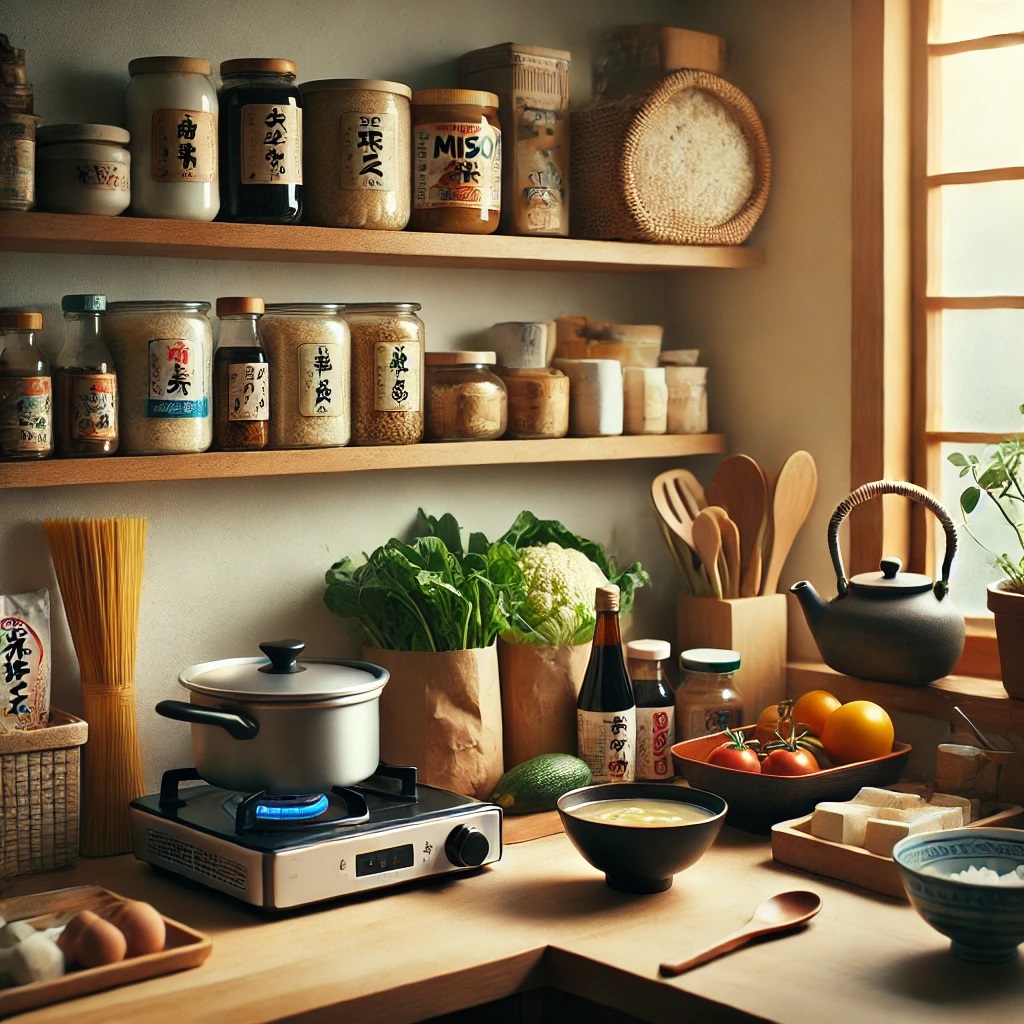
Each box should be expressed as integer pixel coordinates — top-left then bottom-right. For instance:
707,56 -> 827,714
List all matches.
56,910 -> 98,959
72,915 -> 127,969
104,901 -> 166,957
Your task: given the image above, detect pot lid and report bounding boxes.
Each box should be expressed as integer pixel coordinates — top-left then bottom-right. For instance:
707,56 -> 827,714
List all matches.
179,640 -> 388,702
849,556 -> 932,595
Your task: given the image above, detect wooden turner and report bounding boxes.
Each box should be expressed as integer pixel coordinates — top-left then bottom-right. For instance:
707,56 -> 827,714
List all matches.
761,450 -> 818,595
706,454 -> 768,598
692,508 -> 724,599
651,473 -> 705,594
706,506 -> 741,599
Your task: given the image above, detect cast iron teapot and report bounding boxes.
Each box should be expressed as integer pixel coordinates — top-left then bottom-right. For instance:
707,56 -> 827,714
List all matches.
791,480 -> 966,686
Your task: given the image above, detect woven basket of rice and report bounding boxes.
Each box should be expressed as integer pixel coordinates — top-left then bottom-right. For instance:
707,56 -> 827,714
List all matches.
571,69 -> 771,245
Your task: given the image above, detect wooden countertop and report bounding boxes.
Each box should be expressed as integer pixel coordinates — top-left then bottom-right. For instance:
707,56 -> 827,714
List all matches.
2,827 -> 1022,1023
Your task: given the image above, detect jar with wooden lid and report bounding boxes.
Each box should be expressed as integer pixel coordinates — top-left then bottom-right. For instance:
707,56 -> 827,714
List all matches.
425,351 -> 506,442
301,79 -> 411,229
495,366 -> 568,440
0,312 -> 51,460
126,56 -> 218,221
411,89 -> 501,234
35,124 -> 130,215
346,303 -> 424,446
219,58 -> 301,223
261,304 -> 350,449
213,297 -> 269,451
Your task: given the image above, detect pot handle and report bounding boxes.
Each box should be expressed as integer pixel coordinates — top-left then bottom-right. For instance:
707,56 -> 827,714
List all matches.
829,479 -> 958,600
155,700 -> 259,740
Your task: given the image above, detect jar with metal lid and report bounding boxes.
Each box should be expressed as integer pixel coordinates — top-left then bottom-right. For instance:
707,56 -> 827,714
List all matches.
261,304 -> 350,449
425,351 -> 506,442
126,56 -> 218,220
494,366 -> 568,440
219,58 -> 301,223
0,312 -> 51,459
301,78 -> 411,229
410,89 -> 501,234
346,303 -> 424,446
35,124 -> 131,216
103,300 -> 213,454
676,647 -> 744,740
213,296 -> 269,451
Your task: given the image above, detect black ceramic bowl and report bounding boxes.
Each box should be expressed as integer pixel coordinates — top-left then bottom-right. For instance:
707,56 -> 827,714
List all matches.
556,783 -> 727,894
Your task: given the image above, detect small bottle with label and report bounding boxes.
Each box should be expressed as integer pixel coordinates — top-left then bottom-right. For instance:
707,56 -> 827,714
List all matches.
213,297 -> 269,451
627,639 -> 675,780
676,648 -> 744,740
0,312 -> 52,460
576,584 -> 636,783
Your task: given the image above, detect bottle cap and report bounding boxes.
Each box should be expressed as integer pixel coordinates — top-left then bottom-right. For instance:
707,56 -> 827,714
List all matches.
61,294 -> 107,312
594,584 -> 620,612
627,639 -> 671,661
216,297 -> 265,317
412,88 -> 499,109
680,648 -> 741,673
0,312 -> 42,330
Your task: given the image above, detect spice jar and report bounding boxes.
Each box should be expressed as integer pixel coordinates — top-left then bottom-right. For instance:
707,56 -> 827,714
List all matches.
301,79 -> 411,230
213,297 -> 269,451
676,648 -> 744,740
347,303 -> 424,446
425,351 -> 506,441
104,300 -> 213,454
261,303 -> 350,449
410,89 -> 501,234
0,110 -> 37,211
666,365 -> 708,434
126,56 -> 219,220
35,124 -> 131,216
495,366 -> 568,440
0,312 -> 51,459
219,59 -> 301,223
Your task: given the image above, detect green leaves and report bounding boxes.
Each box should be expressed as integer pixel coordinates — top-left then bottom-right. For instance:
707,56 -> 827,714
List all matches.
960,486 -> 981,514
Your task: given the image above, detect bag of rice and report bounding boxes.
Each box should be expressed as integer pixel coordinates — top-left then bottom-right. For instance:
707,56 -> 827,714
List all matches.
0,589 -> 51,731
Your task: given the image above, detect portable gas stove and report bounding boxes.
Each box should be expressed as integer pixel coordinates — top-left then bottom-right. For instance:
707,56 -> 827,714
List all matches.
130,764 -> 503,909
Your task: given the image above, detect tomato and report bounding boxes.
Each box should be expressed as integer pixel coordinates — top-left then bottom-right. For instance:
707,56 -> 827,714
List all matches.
791,689 -> 842,738
820,700 -> 895,765
706,729 -> 761,773
761,747 -> 819,776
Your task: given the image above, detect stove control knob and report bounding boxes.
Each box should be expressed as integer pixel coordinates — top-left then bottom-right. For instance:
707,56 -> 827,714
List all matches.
445,825 -> 490,868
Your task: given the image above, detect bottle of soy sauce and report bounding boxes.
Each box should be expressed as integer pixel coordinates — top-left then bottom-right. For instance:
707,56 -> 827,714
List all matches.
576,584 -> 636,783
212,296 -> 269,450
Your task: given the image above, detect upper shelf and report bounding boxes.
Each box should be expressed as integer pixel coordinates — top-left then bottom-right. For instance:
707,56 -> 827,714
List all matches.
0,212 -> 764,274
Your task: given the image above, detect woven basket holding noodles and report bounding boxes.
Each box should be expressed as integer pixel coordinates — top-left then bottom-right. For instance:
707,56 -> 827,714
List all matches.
571,69 -> 771,245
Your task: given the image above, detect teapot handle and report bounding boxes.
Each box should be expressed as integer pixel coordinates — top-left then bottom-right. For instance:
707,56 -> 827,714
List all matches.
829,480 -> 958,599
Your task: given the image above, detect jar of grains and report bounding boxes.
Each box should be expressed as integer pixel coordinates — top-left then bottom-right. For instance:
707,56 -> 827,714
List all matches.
425,351 -> 507,441
495,366 -> 569,440
104,301 -> 213,454
410,89 -> 501,234
126,56 -> 219,221
346,303 -> 424,446
34,124 -> 131,216
300,79 -> 411,229
261,304 -> 350,449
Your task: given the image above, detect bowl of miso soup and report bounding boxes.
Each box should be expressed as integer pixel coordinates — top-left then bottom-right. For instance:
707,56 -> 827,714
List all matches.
556,783 -> 727,893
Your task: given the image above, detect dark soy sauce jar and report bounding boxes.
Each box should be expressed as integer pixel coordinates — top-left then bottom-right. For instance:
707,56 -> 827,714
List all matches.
219,58 -> 302,223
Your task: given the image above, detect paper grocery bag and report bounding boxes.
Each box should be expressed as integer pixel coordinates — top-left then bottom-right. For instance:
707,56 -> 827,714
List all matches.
364,645 -> 504,800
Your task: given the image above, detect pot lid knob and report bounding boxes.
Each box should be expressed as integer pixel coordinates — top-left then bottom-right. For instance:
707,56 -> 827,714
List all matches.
258,639 -> 306,674
881,556 -> 902,579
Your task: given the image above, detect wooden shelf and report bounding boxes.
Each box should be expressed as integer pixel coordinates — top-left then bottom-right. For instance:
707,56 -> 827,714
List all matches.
0,433 -> 727,490
0,212 -> 764,274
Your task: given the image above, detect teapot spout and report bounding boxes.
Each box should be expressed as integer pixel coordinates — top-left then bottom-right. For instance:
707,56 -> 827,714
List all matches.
790,580 -> 828,637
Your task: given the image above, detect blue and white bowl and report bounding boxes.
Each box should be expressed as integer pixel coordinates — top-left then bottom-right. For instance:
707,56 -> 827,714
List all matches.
893,828 -> 1024,963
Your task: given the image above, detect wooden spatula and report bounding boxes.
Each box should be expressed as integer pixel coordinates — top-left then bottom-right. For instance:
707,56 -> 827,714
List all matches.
761,451 -> 818,595
707,506 -> 741,600
692,508 -> 724,599
706,455 -> 769,598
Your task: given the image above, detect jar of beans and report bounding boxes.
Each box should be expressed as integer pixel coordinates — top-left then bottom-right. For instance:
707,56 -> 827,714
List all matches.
345,303 -> 424,446
425,351 -> 506,441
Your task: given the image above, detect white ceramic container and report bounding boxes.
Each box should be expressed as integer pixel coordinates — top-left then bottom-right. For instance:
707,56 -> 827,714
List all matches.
553,357 -> 623,436
623,366 -> 668,434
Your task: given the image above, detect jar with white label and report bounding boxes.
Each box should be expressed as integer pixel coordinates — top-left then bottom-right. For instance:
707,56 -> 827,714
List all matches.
261,304 -> 350,449
0,312 -> 51,459
126,56 -> 219,220
301,79 -> 411,230
35,124 -> 131,216
104,301 -> 213,454
676,648 -> 744,740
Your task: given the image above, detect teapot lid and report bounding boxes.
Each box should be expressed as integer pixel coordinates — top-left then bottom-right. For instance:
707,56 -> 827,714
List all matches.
849,556 -> 932,595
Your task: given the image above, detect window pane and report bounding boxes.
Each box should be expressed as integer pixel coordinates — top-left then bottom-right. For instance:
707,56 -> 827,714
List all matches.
934,0 -> 1024,42
939,181 -> 1024,294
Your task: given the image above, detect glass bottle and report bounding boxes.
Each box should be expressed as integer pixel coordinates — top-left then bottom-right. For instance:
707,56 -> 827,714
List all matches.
54,294 -> 118,457
213,297 -> 269,451
627,639 -> 675,781
576,584 -> 636,783
0,312 -> 52,459
676,648 -> 744,740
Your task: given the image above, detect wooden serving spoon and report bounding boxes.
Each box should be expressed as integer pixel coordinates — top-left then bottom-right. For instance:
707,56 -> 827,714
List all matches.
761,451 -> 818,595
691,508 -> 724,599
705,505 -> 740,599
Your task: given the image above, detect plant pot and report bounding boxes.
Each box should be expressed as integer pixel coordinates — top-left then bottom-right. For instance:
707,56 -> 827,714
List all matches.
988,581 -> 1024,699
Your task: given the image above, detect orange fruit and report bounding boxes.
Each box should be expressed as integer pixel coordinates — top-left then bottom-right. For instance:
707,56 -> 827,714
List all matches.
791,689 -> 842,738
820,700 -> 894,765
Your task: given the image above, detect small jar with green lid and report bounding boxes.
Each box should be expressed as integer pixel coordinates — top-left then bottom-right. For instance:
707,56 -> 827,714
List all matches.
425,351 -> 507,441
676,647 -> 744,740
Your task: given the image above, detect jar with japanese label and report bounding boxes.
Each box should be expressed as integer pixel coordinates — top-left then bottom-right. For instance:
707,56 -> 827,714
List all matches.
627,639 -> 675,781
219,59 -> 301,223
104,300 -> 213,454
126,56 -> 219,221
425,351 -> 507,441
676,648 -> 744,740
410,89 -> 501,234
35,124 -> 131,216
0,312 -> 51,459
261,304 -> 350,449
0,110 -> 37,211
213,297 -> 269,451
301,79 -> 411,230
346,303 -> 424,446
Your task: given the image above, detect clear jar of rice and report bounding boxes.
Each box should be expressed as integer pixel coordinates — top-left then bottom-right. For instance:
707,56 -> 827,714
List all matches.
104,300 -> 213,454
261,304 -> 351,449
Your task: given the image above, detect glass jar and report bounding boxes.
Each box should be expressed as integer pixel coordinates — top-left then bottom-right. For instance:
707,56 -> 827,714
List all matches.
346,303 -> 424,446
126,56 -> 219,221
627,638 -> 675,781
261,303 -> 350,449
666,365 -> 708,434
496,366 -> 568,440
410,89 -> 501,234
35,124 -> 131,216
0,312 -> 51,459
219,59 -> 301,223
301,78 -> 411,229
425,351 -> 506,441
213,297 -> 269,451
0,110 -> 37,211
676,647 -> 744,740
104,300 -> 213,454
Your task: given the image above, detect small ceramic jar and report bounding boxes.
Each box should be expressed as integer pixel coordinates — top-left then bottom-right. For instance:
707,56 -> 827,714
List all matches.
485,321 -> 554,369
35,124 -> 131,215
553,358 -> 623,437
623,366 -> 668,434
497,366 -> 568,440
666,365 -> 708,434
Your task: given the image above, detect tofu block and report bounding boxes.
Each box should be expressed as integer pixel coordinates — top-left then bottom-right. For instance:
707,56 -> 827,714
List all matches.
863,808 -> 951,857
917,803 -> 963,829
852,787 -> 926,811
929,792 -> 974,824
811,802 -> 876,846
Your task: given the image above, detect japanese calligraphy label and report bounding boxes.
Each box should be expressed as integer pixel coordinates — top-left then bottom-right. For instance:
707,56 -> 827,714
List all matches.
414,120 -> 501,211
240,103 -> 302,185
150,108 -> 216,183
576,708 -> 636,784
298,343 -> 344,417
635,706 -> 675,780
71,161 -> 130,191
374,341 -> 421,412
227,362 -> 270,421
0,377 -> 52,454
0,589 -> 51,731
341,110 -> 395,191
69,372 -> 117,441
148,338 -> 208,418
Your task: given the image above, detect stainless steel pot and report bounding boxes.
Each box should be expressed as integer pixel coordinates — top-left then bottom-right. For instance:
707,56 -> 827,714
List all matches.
156,639 -> 388,794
